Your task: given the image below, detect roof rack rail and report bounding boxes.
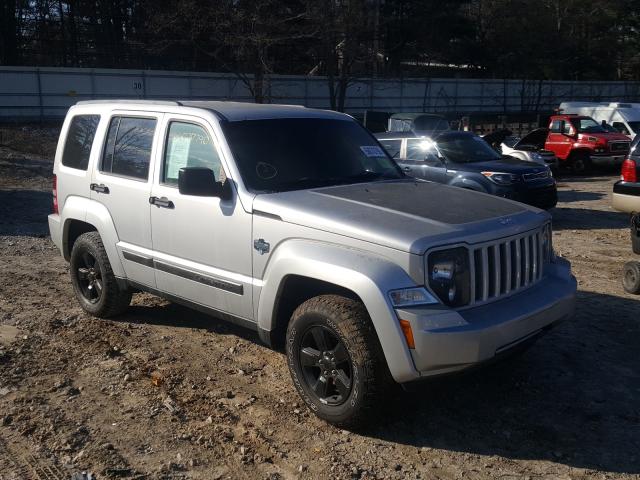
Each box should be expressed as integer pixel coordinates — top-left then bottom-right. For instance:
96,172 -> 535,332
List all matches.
75,99 -> 182,106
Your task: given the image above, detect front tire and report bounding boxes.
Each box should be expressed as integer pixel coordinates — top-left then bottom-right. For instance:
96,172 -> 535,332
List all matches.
570,152 -> 592,174
286,295 -> 390,428
70,232 -> 132,318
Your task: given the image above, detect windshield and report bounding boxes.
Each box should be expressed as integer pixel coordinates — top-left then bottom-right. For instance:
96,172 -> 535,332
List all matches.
221,118 -> 403,192
571,118 -> 606,133
627,121 -> 640,134
436,134 -> 502,163
502,136 -> 521,148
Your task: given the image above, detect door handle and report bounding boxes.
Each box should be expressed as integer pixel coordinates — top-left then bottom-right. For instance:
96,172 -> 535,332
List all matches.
90,183 -> 109,194
149,196 -> 174,209
403,166 -> 412,172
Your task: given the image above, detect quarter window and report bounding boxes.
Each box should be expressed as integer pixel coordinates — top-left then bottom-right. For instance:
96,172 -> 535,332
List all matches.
550,120 -> 562,133
102,116 -> 156,180
163,122 -> 224,185
61,115 -> 100,170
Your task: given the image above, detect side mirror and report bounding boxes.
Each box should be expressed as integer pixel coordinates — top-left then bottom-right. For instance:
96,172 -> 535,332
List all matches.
178,167 -> 231,199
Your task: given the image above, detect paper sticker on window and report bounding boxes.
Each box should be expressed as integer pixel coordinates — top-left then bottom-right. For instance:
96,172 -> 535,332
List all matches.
167,135 -> 191,180
360,145 -> 385,157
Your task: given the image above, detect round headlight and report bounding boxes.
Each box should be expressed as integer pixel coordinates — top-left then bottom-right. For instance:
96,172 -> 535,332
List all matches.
428,247 -> 471,307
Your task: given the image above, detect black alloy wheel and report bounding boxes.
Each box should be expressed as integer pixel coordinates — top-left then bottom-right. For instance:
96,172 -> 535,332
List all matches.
69,232 -> 132,318
75,250 -> 103,304
299,325 -> 353,406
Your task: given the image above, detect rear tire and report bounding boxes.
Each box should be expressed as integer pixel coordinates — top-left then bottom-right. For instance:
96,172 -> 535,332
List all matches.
286,295 -> 390,428
622,261 -> 640,295
70,232 -> 132,318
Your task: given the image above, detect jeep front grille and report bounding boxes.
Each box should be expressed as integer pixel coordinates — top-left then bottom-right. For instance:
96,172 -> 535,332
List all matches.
610,141 -> 630,153
470,228 -> 545,305
523,170 -> 550,181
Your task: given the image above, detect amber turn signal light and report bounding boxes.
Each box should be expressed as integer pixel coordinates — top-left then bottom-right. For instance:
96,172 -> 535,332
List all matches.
399,319 -> 415,349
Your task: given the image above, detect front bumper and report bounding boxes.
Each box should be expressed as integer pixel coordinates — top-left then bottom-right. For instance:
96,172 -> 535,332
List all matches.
394,257 -> 576,379
495,182 -> 558,209
591,154 -> 626,166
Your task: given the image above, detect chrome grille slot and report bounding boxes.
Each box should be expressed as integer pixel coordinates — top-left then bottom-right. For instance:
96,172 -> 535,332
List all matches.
470,227 -> 545,306
610,141 -> 630,153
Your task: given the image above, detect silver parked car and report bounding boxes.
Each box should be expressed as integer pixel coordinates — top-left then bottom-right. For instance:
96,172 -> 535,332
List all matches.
49,100 -> 577,427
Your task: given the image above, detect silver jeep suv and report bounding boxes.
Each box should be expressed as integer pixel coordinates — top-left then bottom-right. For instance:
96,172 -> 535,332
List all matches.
49,100 -> 577,427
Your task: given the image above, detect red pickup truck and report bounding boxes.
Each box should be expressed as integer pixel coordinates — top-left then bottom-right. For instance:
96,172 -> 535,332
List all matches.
543,114 -> 630,172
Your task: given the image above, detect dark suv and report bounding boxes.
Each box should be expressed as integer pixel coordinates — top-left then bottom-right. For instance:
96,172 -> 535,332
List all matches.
376,131 -> 558,210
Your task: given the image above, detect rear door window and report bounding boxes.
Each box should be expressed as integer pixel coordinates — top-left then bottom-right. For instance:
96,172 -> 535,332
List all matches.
101,116 -> 157,180
61,115 -> 100,170
378,139 -> 402,159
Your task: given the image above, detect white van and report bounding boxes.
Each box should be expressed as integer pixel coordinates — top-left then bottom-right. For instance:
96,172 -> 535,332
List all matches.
558,102 -> 640,138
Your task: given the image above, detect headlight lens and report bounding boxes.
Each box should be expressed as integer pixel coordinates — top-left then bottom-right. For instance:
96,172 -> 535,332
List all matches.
389,287 -> 438,307
541,223 -> 555,263
481,171 -> 519,185
427,247 -> 471,307
530,152 -> 542,162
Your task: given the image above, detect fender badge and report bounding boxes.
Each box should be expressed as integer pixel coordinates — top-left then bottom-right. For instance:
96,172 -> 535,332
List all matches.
253,238 -> 270,255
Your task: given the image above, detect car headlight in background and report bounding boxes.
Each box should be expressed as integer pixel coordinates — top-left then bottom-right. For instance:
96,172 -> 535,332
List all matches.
541,223 -> 555,263
481,171 -> 519,185
427,247 -> 471,307
389,287 -> 438,307
530,152 -> 543,162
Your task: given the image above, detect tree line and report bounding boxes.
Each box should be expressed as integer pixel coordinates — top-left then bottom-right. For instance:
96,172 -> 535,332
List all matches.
1,0 -> 639,107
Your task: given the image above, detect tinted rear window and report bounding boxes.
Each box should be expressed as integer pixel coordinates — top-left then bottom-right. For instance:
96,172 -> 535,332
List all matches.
102,116 -> 156,180
61,115 -> 100,170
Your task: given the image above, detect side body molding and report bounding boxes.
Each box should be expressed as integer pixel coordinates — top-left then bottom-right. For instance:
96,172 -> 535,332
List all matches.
257,240 -> 420,383
61,196 -> 125,277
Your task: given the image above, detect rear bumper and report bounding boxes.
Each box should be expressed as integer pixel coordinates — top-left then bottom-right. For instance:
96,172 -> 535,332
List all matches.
48,214 -> 63,255
395,258 -> 576,379
612,181 -> 640,214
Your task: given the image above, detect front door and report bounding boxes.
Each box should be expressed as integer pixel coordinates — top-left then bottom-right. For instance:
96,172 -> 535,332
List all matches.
546,119 -> 573,159
403,138 -> 447,182
90,112 -> 162,287
149,115 -> 254,321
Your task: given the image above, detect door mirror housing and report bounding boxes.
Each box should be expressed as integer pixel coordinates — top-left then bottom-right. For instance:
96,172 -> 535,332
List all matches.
178,167 -> 231,199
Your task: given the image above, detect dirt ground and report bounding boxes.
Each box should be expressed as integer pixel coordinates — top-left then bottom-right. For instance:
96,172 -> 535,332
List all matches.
0,125 -> 638,480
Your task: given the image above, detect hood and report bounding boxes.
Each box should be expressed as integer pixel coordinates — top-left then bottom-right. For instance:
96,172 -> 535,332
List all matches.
513,128 -> 548,149
252,180 -> 547,254
580,132 -> 629,142
455,156 -> 550,174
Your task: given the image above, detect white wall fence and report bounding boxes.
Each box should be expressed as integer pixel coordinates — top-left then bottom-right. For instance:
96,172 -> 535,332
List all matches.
2,66 -> 640,120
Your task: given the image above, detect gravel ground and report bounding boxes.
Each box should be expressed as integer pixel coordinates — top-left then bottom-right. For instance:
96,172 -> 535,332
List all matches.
0,126 -> 639,479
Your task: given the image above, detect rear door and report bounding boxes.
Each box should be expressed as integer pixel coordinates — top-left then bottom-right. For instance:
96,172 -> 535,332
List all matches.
90,112 -> 162,288
377,138 -> 402,161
